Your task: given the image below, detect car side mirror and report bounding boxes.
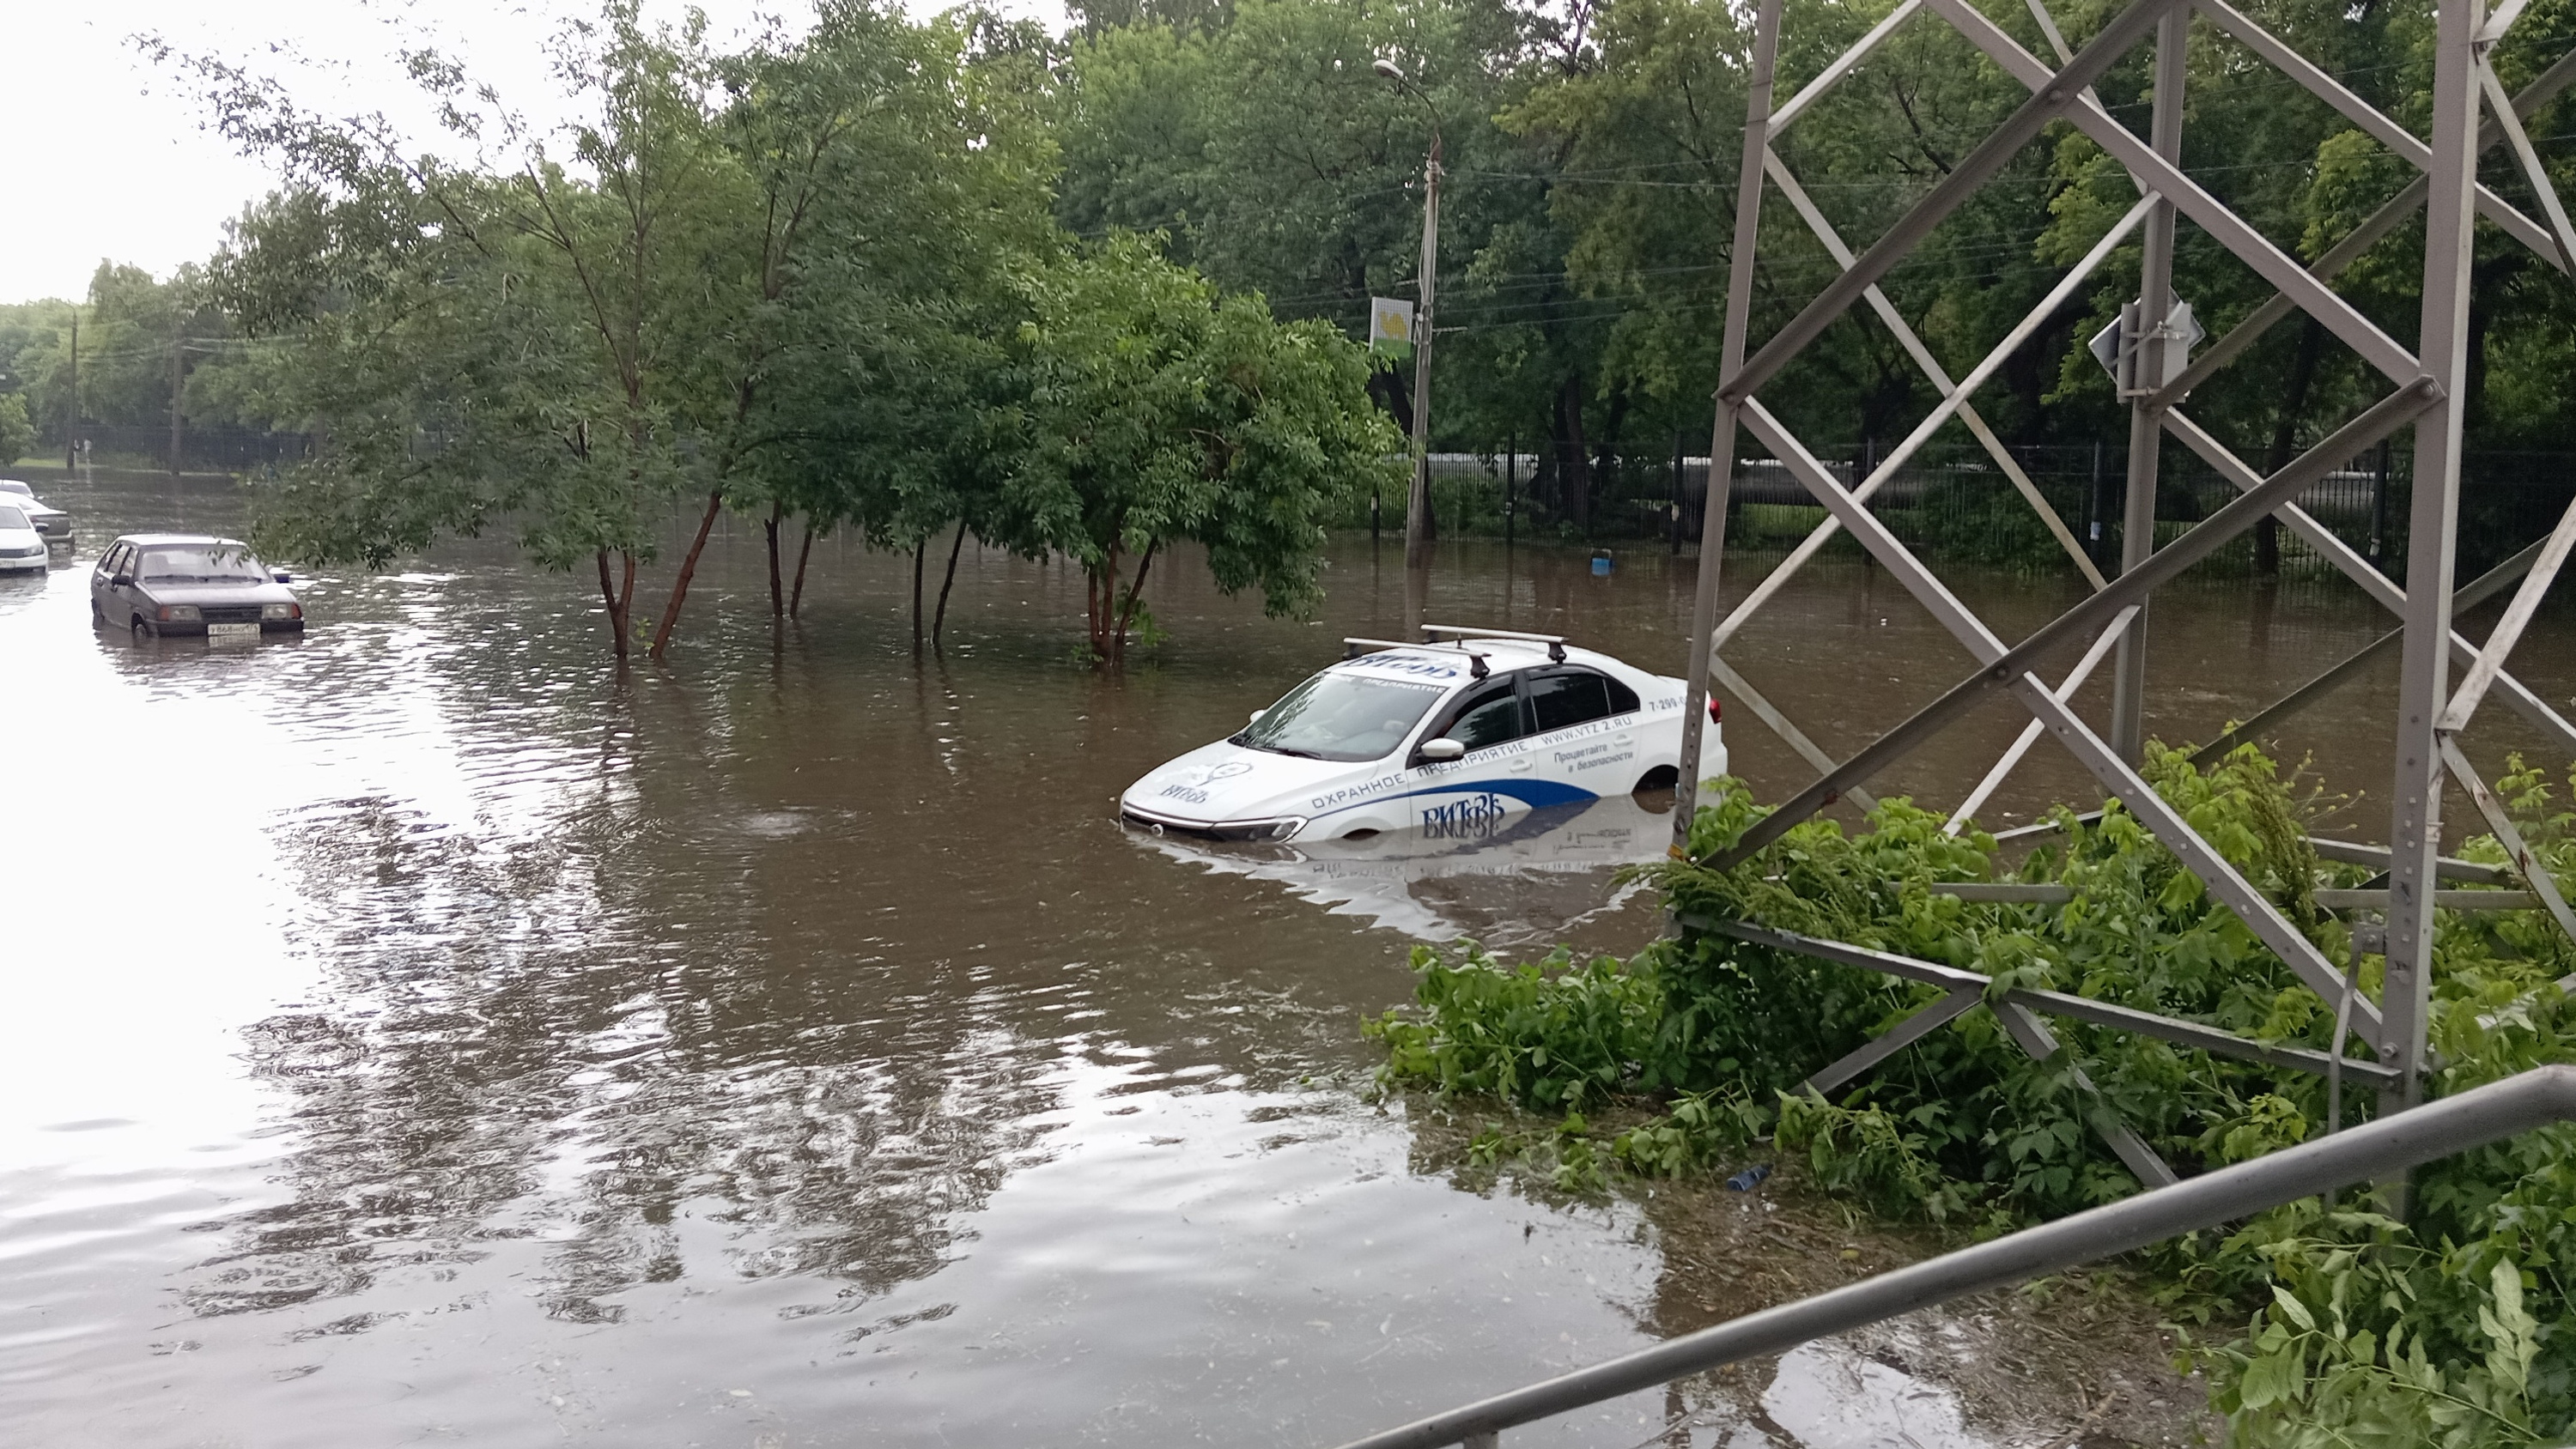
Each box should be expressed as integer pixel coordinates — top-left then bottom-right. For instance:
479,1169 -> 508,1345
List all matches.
1418,737 -> 1466,762
1247,708 -> 1266,724
112,573 -> 132,587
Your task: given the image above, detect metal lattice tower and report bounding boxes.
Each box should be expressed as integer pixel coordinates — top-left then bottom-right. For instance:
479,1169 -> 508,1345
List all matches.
1668,0 -> 2576,1119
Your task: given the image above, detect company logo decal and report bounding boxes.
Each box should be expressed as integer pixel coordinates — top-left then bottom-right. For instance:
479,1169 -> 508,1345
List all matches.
1420,791 -> 1510,839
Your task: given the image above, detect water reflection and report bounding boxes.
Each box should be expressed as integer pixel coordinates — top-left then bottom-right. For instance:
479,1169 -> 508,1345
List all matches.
1136,793 -> 1676,943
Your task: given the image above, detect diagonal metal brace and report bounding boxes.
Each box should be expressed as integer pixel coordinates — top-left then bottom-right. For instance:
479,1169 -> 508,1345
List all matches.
2189,538 -> 2549,767
2438,737 -> 2576,977
1735,401 -> 2390,1038
1804,984 -> 1984,1096
1722,0 -> 2187,404
1705,380 -> 2439,873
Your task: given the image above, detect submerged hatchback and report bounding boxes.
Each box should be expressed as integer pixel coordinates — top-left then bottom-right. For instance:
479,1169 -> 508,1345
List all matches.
1119,627 -> 1722,844
91,534 -> 305,641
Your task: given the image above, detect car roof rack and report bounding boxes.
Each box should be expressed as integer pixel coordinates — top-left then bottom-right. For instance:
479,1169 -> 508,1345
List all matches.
1419,623 -> 1567,664
1342,636 -> 1491,680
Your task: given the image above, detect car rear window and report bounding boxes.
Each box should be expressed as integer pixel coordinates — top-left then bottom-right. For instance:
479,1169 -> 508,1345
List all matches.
1528,669 -> 1637,732
137,547 -> 270,583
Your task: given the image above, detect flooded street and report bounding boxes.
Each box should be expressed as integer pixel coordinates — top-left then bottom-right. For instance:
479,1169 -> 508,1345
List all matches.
5,469 -> 2568,1448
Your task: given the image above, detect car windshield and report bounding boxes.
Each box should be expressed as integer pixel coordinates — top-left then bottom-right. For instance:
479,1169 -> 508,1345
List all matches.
0,505 -> 25,530
137,546 -> 270,584
1233,670 -> 1448,762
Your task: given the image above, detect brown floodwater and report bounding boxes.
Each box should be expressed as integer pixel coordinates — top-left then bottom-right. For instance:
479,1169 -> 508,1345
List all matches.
3,468 -> 2567,1448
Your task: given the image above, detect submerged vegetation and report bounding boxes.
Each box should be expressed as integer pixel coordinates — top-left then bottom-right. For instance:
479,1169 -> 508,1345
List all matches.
1367,746 -> 2576,1445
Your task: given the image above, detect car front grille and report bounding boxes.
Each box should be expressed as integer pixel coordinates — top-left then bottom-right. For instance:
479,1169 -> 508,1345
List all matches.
0,544 -> 39,558
200,605 -> 265,624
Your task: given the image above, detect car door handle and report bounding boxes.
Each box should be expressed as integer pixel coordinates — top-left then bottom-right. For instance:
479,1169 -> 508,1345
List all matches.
1510,756 -> 1532,773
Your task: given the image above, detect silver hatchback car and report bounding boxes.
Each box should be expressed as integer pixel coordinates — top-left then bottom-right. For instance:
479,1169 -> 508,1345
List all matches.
91,534 -> 306,641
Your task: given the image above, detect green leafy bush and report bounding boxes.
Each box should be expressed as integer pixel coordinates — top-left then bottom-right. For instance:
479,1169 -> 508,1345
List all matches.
1367,746 -> 2576,1446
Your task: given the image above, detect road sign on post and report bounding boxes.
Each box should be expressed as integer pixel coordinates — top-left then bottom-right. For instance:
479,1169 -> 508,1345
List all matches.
1368,297 -> 1415,361
2089,299 -> 2204,396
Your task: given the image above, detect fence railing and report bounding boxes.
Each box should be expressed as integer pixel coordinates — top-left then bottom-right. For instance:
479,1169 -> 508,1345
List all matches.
46,424 -> 314,472
1325,1064 -> 2576,1449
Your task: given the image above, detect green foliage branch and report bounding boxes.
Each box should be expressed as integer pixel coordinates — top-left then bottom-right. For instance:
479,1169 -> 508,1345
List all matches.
1367,745 -> 2576,1444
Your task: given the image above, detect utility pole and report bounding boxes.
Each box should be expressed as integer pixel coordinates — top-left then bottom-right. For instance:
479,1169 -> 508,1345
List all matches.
64,313 -> 78,471
1376,58 -> 1442,571
169,336 -> 186,481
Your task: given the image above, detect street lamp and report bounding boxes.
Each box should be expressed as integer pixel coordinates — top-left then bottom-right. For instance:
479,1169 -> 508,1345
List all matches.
1376,58 -> 1441,570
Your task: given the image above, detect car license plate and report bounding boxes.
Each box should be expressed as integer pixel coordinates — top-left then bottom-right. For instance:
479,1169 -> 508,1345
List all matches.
207,621 -> 261,642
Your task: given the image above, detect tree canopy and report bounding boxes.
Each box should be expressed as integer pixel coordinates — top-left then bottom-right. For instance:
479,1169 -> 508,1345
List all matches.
76,0 -> 2576,652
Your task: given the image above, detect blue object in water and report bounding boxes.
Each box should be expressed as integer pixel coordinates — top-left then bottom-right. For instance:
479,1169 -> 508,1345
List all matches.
1590,550 -> 1613,577
1725,1163 -> 1773,1191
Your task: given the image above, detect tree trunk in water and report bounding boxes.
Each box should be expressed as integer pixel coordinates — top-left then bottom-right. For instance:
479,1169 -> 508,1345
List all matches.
2256,318 -> 2325,576
910,536 -> 927,655
596,548 -> 632,658
1085,542 -> 1121,664
790,523 -> 815,619
1109,540 -> 1159,667
764,500 -> 783,616
1592,385 -> 1630,521
649,490 -> 726,661
932,522 -> 968,650
1554,374 -> 1590,530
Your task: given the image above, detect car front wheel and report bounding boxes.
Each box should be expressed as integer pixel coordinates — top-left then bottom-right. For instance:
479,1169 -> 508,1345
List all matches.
131,615 -> 154,643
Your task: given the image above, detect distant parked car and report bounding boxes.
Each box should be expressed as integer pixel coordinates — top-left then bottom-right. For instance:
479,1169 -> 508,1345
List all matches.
90,534 -> 305,641
0,480 -> 69,538
0,505 -> 45,573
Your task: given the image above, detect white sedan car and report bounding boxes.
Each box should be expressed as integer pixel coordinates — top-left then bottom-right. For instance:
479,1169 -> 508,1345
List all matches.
0,503 -> 46,572
1120,627 -> 1723,844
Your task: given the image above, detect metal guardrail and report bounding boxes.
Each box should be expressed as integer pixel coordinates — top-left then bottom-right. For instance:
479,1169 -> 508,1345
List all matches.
1326,1064 -> 2576,1449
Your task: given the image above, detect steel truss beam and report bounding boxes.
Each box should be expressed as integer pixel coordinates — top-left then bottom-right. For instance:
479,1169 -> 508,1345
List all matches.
1737,394 -> 2407,1039
1671,0 -> 2576,1143
2185,540 -> 2549,767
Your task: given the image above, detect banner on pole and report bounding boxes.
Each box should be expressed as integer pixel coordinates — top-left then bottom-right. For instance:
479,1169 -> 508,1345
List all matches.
1367,297 -> 1415,361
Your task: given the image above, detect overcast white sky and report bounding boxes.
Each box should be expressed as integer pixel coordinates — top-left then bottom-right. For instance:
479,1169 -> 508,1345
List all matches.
4,0 -> 1067,306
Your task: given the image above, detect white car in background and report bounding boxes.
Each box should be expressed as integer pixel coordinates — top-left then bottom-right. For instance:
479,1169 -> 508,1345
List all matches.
0,480 -> 69,539
1119,626 -> 1721,844
0,503 -> 46,572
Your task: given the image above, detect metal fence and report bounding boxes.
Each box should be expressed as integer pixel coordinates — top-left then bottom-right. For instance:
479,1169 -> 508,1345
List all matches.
46,425 -> 314,473
1370,440 -> 2573,582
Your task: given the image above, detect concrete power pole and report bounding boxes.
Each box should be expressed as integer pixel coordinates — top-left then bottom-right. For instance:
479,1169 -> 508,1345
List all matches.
169,336 -> 185,481
1376,58 -> 1443,572
64,314 -> 78,471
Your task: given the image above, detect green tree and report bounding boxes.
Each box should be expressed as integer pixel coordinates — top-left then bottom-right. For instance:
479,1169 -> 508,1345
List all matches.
181,0 -> 1024,659
0,394 -> 33,465
992,236 -> 1404,663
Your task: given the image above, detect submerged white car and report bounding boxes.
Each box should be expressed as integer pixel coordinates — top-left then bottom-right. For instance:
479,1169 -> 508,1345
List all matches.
0,504 -> 46,572
1120,627 -> 1724,844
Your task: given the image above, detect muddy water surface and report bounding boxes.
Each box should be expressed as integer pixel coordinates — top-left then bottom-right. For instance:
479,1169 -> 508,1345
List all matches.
4,470 -> 2567,1448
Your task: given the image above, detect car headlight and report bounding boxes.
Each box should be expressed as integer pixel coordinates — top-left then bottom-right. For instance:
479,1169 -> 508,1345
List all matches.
262,603 -> 301,621
158,604 -> 200,621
